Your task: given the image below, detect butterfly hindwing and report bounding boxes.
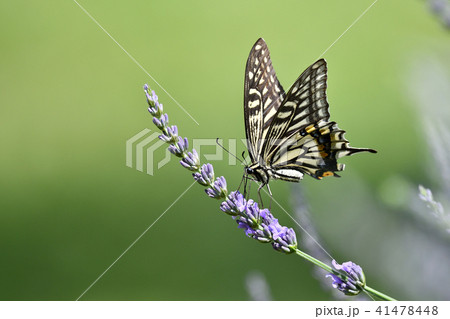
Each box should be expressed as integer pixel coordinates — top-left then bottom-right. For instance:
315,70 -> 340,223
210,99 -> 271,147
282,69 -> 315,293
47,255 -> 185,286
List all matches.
263,59 -> 330,161
244,38 -> 285,163
270,121 -> 376,180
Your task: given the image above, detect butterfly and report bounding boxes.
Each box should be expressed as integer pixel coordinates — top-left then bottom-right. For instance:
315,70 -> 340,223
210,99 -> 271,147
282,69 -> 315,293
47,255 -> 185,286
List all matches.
243,38 -> 376,200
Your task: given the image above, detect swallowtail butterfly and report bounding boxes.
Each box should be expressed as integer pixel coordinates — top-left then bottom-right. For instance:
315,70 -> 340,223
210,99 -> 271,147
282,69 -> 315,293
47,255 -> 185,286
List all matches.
243,38 -> 376,196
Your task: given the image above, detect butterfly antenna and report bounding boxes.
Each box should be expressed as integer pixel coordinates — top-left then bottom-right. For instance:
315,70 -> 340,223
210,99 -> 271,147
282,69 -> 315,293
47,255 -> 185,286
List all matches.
241,151 -> 248,166
216,138 -> 244,165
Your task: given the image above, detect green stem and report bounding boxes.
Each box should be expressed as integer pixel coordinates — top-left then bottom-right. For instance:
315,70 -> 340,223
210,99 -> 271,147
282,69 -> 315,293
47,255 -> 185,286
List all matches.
294,248 -> 396,301
364,285 -> 397,301
295,248 -> 335,273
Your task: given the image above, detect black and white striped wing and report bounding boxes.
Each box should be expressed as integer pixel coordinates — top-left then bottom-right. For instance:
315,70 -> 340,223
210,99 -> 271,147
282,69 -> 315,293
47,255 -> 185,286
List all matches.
244,38 -> 285,163
262,59 -> 330,161
261,59 -> 376,180
269,120 -> 376,180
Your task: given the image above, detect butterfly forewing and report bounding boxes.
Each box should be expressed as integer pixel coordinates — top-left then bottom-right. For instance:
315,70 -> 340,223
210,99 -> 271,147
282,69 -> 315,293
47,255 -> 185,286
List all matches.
244,38 -> 285,163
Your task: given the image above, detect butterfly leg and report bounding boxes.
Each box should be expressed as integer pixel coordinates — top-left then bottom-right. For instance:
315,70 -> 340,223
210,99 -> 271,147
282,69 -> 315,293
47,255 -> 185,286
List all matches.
237,174 -> 246,193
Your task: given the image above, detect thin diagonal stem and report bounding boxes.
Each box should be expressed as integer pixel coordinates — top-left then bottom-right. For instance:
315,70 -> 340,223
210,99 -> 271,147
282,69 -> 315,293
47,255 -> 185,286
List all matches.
71,0 -> 200,125
76,181 -> 196,300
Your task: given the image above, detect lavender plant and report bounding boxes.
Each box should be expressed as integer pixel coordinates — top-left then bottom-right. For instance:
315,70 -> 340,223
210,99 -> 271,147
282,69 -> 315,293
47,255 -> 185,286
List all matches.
292,184 -> 369,300
418,185 -> 450,232
245,271 -> 273,301
143,84 -> 395,301
428,0 -> 450,29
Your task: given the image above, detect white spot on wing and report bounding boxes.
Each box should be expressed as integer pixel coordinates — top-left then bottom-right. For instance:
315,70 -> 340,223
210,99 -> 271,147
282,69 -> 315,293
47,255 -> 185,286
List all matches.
276,111 -> 291,119
299,99 -> 309,107
248,100 -> 260,108
275,169 -> 303,179
249,88 -> 262,96
264,97 -> 272,107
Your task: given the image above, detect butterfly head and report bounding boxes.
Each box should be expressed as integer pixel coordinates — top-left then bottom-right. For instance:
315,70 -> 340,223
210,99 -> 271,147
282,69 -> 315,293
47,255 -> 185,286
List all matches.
244,164 -> 270,185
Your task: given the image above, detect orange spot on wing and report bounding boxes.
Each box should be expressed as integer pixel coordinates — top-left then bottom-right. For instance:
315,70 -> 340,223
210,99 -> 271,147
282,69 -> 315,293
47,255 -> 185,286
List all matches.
306,125 -> 315,133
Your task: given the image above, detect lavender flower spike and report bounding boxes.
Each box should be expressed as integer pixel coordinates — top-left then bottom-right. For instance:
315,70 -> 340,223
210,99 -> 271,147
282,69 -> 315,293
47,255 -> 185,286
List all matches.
205,176 -> 227,199
193,163 -> 214,186
326,260 -> 366,296
180,149 -> 200,171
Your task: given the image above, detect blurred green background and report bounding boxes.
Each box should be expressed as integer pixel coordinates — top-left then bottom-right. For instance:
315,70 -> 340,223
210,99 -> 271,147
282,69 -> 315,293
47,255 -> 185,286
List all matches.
1,0 -> 450,300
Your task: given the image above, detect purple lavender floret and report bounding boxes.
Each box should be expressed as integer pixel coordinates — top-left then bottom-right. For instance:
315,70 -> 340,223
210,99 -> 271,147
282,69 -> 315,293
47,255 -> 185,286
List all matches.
237,202 -> 272,243
233,200 -> 261,237
326,260 -> 366,296
205,176 -> 227,199
231,199 -> 298,250
237,219 -> 257,238
159,125 -> 178,143
257,209 -> 297,252
153,113 -> 169,130
180,149 -> 200,171
270,226 -> 297,253
193,163 -> 214,186
220,191 -> 246,216
168,136 -> 189,157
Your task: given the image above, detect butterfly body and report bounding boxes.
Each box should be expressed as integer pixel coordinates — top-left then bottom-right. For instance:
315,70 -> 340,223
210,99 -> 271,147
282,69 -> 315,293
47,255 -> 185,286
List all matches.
243,38 -> 376,191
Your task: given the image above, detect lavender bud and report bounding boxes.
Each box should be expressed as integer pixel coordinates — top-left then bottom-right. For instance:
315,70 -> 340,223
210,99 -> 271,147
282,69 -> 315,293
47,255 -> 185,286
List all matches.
193,163 -> 214,186
205,176 -> 227,199
180,149 -> 200,171
245,200 -> 261,226
144,85 -> 164,116
234,200 -> 272,243
153,113 -> 169,130
159,125 -> 178,143
220,191 -> 246,216
326,260 -> 366,296
168,136 -> 189,157
270,225 -> 297,253
236,219 -> 257,237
